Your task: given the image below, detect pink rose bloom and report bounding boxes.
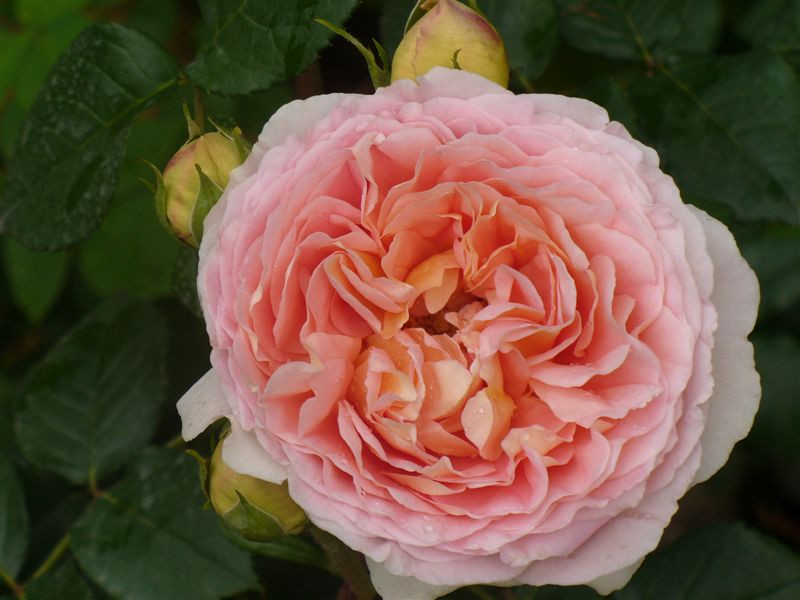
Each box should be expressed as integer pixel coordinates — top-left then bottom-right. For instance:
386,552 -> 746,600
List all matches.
179,69 -> 760,599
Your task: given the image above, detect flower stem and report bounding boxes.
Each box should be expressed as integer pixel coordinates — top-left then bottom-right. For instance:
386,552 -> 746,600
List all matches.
30,533 -> 70,581
309,524 -> 376,600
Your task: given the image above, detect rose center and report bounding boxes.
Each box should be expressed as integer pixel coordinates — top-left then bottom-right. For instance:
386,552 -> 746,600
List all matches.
404,290 -> 484,336
405,311 -> 458,335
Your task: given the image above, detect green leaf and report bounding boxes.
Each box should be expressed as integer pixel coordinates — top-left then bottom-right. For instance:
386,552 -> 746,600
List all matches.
126,0 -> 179,47
482,0 -> 558,84
77,183 -> 180,299
739,225 -> 800,316
616,523 -> 800,599
25,560 -> 93,600
71,448 -> 258,600
576,77 -> 642,137
750,335 -> 800,460
520,585 -> 600,599
0,459 -> 28,581
77,90 -> 187,298
737,0 -> 800,53
187,0 -> 359,95
0,377 -> 16,458
628,52 -> 800,224
557,0 -> 721,63
2,237 -> 69,323
379,0 -> 416,57
0,24 -> 179,250
172,245 -> 202,317
15,298 -> 168,485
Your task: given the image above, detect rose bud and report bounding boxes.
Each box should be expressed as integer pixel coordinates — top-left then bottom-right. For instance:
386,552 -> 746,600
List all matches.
208,439 -> 307,541
391,0 -> 509,87
157,130 -> 244,247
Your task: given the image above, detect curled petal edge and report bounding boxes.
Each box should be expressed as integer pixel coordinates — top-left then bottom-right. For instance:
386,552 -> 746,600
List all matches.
222,421 -> 287,484
367,558 -> 458,600
688,207 -> 760,484
177,369 -> 230,441
176,368 -> 287,484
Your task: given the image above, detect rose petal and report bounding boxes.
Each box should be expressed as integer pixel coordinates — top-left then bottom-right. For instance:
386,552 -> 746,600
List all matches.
176,369 -> 229,440
222,420 -> 287,484
688,208 -> 760,483
366,558 -> 458,600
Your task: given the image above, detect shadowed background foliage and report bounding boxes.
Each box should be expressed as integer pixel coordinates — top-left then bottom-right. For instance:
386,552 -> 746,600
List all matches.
0,1 -> 798,599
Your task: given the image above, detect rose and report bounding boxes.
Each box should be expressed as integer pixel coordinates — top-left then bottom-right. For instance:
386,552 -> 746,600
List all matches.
178,68 -> 760,599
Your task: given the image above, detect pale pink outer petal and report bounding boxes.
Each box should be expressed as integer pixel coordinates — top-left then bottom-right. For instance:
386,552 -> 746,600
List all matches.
393,66 -> 508,101
687,207 -> 760,483
177,369 -> 229,440
518,442 -> 702,589
176,369 -> 288,483
367,558 -> 458,600
587,559 -> 643,595
222,421 -> 287,484
514,208 -> 759,592
198,92 -> 355,275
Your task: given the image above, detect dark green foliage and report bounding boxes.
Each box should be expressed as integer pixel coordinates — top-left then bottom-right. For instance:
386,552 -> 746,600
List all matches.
0,459 -> 28,581
188,0 -> 360,95
71,449 -> 258,599
616,524 -> 800,599
628,52 -> 800,225
482,0 -> 558,84
0,24 -> 179,250
15,299 -> 168,485
557,0 -> 721,62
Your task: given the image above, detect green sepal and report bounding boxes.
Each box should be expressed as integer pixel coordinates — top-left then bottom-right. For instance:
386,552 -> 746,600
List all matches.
185,449 -> 211,508
190,166 -> 224,247
142,160 -> 170,234
207,117 -> 252,163
218,523 -> 327,568
183,102 -> 203,142
315,19 -> 390,88
404,0 -> 429,34
452,48 -> 463,69
223,490 -> 304,541
374,39 -> 389,76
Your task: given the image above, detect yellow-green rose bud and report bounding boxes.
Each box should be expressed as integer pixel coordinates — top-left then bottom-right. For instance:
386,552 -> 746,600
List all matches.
208,442 -> 307,541
161,131 -> 243,246
391,0 -> 509,87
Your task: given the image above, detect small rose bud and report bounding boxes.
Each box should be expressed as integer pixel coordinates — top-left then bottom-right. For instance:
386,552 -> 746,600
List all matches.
208,441 -> 307,541
156,130 -> 244,246
391,0 -> 509,87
